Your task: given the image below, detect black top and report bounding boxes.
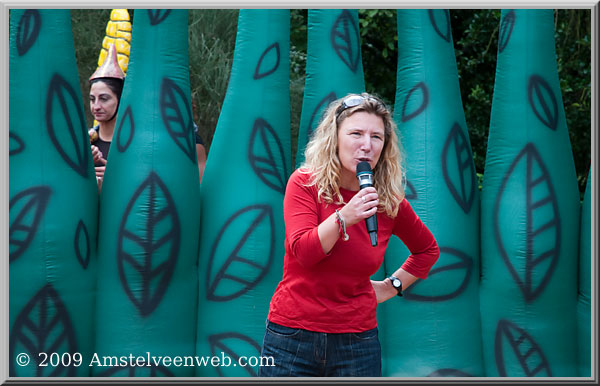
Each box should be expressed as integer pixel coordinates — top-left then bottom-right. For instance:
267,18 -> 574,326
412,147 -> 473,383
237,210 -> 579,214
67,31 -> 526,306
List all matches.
91,125 -> 111,166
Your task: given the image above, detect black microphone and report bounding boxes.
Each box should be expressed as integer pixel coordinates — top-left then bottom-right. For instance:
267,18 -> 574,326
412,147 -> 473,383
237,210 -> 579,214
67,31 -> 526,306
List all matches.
356,161 -> 378,247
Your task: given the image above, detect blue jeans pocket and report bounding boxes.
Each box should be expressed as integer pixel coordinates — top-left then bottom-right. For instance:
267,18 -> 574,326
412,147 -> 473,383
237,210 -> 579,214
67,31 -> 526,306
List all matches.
266,320 -> 302,337
351,327 -> 378,340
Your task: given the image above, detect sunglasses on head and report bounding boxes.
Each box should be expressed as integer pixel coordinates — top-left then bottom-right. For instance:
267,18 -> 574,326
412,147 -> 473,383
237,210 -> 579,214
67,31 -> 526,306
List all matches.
335,95 -> 383,120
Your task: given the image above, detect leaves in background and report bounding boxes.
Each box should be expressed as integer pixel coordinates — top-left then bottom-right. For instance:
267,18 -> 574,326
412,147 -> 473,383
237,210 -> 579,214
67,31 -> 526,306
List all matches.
9,284 -> 77,376
116,105 -> 134,153
208,333 -> 261,377
207,205 -> 275,301
441,123 -> 476,213
253,42 -> 281,80
249,118 -> 288,194
401,82 -> 429,122
498,10 -> 516,53
9,186 -> 51,263
528,75 -> 559,131
330,10 -> 361,72
74,220 -> 90,269
9,132 -> 25,156
16,9 -> 41,56
494,143 -> 560,302
160,77 -> 196,163
147,9 -> 171,25
117,172 -> 180,316
46,73 -> 89,178
307,92 -> 337,141
495,319 -> 552,376
428,9 -> 451,43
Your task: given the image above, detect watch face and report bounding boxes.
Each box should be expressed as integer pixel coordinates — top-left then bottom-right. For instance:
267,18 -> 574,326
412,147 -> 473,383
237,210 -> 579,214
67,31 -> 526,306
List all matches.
393,279 -> 401,288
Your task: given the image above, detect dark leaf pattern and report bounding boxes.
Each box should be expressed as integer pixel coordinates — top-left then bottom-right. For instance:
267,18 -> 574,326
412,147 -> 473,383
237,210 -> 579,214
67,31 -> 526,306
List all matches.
16,9 -> 41,56
160,77 -> 195,163
10,132 -> 25,156
253,42 -> 280,80
441,122 -> 476,213
428,369 -> 473,377
404,179 -> 417,200
116,105 -> 134,153
498,10 -> 516,53
307,92 -> 337,141
9,284 -> 77,377
208,333 -> 261,377
493,143 -> 560,302
428,9 -> 451,43
494,319 -> 552,376
404,247 -> 472,302
147,9 -> 171,25
401,82 -> 429,122
206,205 -> 275,302
98,364 -> 174,377
117,172 -> 180,316
46,73 -> 89,178
248,118 -> 288,194
9,186 -> 52,263
74,220 -> 90,269
330,10 -> 361,72
528,75 -> 559,131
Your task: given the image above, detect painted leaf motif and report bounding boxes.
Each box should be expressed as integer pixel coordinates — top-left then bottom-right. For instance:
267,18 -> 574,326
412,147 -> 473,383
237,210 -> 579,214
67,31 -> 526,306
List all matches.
9,132 -> 25,156
249,118 -> 288,194
98,364 -> 174,377
428,369 -> 473,377
428,9 -> 451,42
74,220 -> 90,269
9,284 -> 77,377
206,205 -> 275,301
307,92 -> 337,140
401,82 -> 429,122
498,10 -> 516,53
494,319 -> 552,376
528,75 -> 559,131
147,9 -> 171,25
117,172 -> 180,316
160,77 -> 195,163
116,105 -> 134,153
46,73 -> 89,178
404,179 -> 417,200
253,42 -> 280,80
441,122 -> 476,213
404,247 -> 472,302
9,186 -> 51,263
16,9 -> 41,56
330,10 -> 360,72
494,143 -> 560,302
208,333 -> 261,377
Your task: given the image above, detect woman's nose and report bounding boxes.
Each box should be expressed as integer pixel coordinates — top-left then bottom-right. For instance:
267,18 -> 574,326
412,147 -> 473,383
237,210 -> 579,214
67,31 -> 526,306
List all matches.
360,135 -> 372,150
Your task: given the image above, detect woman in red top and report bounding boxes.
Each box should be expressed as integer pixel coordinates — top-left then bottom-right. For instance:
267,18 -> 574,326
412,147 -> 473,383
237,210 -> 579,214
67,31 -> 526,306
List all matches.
259,93 -> 439,377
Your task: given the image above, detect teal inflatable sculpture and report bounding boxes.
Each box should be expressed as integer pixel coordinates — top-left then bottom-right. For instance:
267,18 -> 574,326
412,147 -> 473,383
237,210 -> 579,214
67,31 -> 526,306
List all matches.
94,9 -> 200,376
480,9 -> 580,376
577,169 -> 591,377
295,9 -> 365,167
195,9 -> 291,376
380,9 -> 483,377
9,9 -> 98,377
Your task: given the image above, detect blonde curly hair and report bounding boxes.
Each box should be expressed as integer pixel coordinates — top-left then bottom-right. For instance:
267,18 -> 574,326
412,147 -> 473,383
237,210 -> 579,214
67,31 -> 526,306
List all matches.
301,92 -> 406,217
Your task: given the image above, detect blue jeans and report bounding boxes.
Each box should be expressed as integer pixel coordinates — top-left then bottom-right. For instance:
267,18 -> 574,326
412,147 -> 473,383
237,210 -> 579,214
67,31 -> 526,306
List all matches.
258,320 -> 381,377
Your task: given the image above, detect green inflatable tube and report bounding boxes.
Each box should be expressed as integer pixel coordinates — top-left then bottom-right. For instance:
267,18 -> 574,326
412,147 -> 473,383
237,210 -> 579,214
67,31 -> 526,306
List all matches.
195,9 -> 290,377
379,9 -> 483,377
577,169 -> 591,377
480,9 -> 580,376
9,9 -> 98,377
295,9 -> 365,168
94,9 -> 200,377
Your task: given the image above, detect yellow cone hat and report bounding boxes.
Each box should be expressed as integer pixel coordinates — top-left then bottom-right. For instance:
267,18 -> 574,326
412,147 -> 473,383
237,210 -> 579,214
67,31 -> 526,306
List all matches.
89,43 -> 125,81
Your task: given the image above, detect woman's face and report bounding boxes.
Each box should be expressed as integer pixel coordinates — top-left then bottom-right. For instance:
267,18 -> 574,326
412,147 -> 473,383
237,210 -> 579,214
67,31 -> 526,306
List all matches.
337,111 -> 386,182
89,81 -> 119,123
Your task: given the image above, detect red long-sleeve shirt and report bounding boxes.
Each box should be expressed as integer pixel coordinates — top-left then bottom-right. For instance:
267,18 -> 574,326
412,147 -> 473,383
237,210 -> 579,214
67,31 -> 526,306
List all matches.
267,169 -> 439,333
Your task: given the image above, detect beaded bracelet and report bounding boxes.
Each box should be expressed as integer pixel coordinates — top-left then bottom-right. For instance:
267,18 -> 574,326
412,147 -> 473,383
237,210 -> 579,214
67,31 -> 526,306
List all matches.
334,209 -> 349,241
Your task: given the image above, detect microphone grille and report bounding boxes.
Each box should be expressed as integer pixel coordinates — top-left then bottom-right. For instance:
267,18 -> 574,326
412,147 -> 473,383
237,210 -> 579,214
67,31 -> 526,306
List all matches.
356,161 -> 372,175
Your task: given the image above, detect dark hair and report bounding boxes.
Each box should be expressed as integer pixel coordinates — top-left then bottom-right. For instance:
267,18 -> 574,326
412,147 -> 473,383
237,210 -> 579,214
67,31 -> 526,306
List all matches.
90,77 -> 124,101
